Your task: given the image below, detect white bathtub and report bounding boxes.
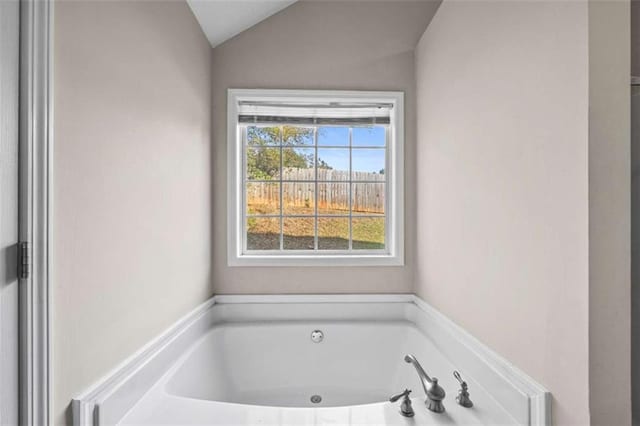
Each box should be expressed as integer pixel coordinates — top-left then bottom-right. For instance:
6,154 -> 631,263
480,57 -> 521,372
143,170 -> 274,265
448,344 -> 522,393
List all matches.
74,296 -> 549,425
166,321 -> 447,408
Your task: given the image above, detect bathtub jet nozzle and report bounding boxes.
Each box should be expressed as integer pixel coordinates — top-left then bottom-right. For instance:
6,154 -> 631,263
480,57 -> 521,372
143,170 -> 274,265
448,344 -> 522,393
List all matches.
403,354 -> 446,413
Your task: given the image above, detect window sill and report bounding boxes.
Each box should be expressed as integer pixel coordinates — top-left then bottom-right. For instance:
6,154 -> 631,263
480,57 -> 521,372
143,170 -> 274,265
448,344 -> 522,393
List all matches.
228,253 -> 404,267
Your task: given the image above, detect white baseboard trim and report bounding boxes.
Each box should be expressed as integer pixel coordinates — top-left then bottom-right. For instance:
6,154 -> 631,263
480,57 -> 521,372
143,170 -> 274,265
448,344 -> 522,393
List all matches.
72,294 -> 550,426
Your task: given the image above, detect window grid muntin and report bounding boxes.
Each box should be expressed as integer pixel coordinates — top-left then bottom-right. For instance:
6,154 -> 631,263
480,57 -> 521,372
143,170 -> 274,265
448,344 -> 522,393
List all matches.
247,180 -> 384,183
246,214 -> 383,218
348,127 -> 353,250
314,127 -> 319,250
249,145 -> 386,149
242,124 -> 388,254
279,128 -> 284,250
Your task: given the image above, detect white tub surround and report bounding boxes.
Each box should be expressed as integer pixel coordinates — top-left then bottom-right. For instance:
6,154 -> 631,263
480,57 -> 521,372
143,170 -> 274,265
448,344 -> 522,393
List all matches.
72,295 -> 550,426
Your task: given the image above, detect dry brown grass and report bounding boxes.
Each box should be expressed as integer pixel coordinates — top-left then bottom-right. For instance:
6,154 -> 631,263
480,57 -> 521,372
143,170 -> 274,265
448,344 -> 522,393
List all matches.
247,203 -> 384,250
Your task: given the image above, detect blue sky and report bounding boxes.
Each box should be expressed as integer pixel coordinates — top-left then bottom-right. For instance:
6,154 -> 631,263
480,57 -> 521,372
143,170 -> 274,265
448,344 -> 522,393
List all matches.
316,126 -> 385,174
318,126 -> 385,146
249,125 -> 386,174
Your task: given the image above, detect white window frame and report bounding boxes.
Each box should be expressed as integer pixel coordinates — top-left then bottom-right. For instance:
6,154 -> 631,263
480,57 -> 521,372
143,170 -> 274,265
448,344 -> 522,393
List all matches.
227,89 -> 404,266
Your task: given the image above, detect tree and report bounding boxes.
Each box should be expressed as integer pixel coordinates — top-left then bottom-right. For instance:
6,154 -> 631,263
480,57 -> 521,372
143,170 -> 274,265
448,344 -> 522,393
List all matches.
318,158 -> 333,170
247,126 -> 314,179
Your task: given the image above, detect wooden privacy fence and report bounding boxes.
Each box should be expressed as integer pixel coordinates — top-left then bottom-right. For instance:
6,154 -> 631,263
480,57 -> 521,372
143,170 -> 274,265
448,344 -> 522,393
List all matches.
248,168 -> 385,214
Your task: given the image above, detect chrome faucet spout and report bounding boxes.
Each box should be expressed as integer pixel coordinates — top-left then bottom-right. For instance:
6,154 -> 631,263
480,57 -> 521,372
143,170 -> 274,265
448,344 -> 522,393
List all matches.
404,354 -> 432,394
403,354 -> 446,413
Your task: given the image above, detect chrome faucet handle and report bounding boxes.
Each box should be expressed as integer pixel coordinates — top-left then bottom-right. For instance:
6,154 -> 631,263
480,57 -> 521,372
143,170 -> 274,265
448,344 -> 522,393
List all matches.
389,389 -> 411,402
389,389 -> 414,417
453,371 -> 473,408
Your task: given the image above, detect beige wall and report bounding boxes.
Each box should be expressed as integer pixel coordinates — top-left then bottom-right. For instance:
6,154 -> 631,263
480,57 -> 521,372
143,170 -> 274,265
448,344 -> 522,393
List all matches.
589,1 -> 631,425
633,0 -> 640,76
414,1 -> 592,424
633,87 -> 640,425
211,0 -> 440,294
632,1 -> 640,420
53,1 -> 212,424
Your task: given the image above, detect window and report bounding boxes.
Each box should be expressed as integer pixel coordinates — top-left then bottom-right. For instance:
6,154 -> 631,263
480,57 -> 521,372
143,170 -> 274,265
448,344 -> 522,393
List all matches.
228,89 -> 404,266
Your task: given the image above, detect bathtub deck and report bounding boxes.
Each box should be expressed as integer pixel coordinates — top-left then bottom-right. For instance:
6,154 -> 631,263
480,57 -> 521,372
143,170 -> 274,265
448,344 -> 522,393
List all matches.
77,299 -> 542,426
119,390 -> 515,426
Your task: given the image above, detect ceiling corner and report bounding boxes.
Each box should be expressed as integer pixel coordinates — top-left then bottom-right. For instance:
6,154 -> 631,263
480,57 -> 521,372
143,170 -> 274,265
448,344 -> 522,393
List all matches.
187,0 -> 298,48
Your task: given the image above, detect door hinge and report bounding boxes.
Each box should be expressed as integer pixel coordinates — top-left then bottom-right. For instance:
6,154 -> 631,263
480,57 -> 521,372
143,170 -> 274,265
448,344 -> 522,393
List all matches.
18,241 -> 30,279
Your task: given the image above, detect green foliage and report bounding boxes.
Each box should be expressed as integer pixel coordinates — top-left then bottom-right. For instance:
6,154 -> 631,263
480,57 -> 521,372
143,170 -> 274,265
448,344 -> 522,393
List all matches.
247,147 -> 281,180
247,126 -> 315,179
318,158 -> 333,170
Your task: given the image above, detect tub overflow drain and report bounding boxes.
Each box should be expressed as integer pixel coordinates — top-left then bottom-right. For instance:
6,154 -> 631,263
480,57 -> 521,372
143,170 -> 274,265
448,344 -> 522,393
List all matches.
311,330 -> 324,343
310,395 -> 322,404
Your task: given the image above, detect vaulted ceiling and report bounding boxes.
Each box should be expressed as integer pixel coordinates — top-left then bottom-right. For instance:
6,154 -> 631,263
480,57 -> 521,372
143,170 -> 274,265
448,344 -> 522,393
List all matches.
187,0 -> 297,48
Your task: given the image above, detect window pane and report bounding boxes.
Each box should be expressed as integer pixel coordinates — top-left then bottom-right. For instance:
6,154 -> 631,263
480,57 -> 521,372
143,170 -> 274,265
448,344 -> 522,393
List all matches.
352,183 -> 385,215
247,217 -> 281,250
247,147 -> 280,180
317,183 -> 349,215
246,182 -> 279,215
318,126 -> 349,146
282,148 -> 315,180
352,217 -> 385,250
282,126 -> 314,146
352,149 -> 385,180
283,218 -> 314,250
247,126 -> 281,146
283,182 -> 315,215
318,218 -> 349,250
243,127 -> 390,255
317,148 -> 349,181
352,126 -> 385,147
